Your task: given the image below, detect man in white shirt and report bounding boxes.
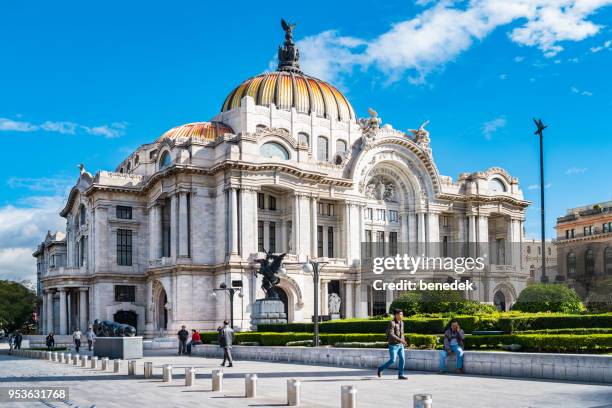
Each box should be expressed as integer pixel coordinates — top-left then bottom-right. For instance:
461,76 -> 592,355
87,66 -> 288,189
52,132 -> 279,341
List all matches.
72,328 -> 82,353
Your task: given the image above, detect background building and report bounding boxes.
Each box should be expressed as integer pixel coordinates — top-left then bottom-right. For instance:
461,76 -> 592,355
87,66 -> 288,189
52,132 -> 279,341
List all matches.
555,200 -> 612,298
523,239 -> 557,283
34,24 -> 531,336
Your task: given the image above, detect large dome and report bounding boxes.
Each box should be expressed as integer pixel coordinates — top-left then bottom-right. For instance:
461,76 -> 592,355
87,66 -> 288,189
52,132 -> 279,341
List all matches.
221,72 -> 355,122
158,121 -> 233,142
220,19 -> 355,122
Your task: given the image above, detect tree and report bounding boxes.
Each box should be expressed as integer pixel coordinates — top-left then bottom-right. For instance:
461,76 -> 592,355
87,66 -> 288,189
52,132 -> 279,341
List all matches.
0,280 -> 39,332
512,283 -> 585,313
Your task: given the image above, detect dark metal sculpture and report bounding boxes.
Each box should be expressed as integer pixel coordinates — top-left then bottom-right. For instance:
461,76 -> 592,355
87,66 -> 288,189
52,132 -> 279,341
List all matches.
278,18 -> 302,73
255,250 -> 287,299
93,319 -> 136,337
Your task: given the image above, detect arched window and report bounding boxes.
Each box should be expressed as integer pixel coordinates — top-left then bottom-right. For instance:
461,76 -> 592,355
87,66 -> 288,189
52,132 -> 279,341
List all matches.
317,136 -> 329,162
529,265 -> 535,277
260,142 -> 289,160
78,204 -> 86,228
585,249 -> 595,275
488,178 -> 506,193
127,162 -> 131,171
298,132 -> 309,147
527,246 -> 531,254
605,247 -> 612,275
134,155 -> 139,165
159,151 -> 171,169
567,252 -> 576,276
336,139 -> 347,154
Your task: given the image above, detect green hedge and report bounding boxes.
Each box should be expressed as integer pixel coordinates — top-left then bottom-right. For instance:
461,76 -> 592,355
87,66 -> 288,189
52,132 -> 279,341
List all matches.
517,328 -> 612,335
497,314 -> 612,333
199,332 -> 437,349
465,334 -> 612,353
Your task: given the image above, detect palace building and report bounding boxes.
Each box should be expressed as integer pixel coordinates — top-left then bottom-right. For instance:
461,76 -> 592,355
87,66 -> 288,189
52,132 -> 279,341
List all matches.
34,22 -> 530,336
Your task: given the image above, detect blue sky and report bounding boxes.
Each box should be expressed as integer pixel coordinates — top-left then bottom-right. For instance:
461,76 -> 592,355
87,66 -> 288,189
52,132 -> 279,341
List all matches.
1,0 -> 611,281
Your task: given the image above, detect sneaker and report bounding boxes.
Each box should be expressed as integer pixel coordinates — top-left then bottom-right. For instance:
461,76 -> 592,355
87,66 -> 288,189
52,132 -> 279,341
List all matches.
398,375 -> 408,380
377,368 -> 382,378
227,364 -> 233,367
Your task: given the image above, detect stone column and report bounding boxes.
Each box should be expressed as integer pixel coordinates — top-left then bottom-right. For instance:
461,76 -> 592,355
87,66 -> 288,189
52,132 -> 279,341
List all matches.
311,197 -> 318,258
40,294 -> 45,334
145,280 -> 154,335
263,221 -> 270,251
468,214 -> 477,257
46,290 -> 54,334
417,211 -> 426,254
59,288 -> 67,335
292,194 -> 300,255
170,194 -> 178,259
320,280 -> 329,316
354,282 -> 366,318
229,188 -> 239,255
428,212 -> 440,258
344,281 -> 354,319
79,288 -> 88,331
178,192 -> 190,257
148,203 -> 160,260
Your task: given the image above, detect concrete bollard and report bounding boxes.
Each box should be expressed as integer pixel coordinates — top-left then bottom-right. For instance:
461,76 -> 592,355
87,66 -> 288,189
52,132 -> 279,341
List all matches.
73,355 -> 80,366
46,352 -> 52,361
52,352 -> 58,362
58,353 -> 65,363
81,355 -> 89,367
91,356 -> 99,369
143,362 -> 153,378
114,359 -> 122,373
245,374 -> 258,398
128,360 -> 136,376
163,364 -> 172,382
212,370 -> 223,391
287,379 -> 301,406
413,394 -> 433,408
101,357 -> 109,370
185,367 -> 196,386
65,353 -> 72,364
341,385 -> 357,408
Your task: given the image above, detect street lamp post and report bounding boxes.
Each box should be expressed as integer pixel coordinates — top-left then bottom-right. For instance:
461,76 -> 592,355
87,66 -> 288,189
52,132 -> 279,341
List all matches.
533,118 -> 549,283
302,259 -> 328,347
212,282 -> 243,329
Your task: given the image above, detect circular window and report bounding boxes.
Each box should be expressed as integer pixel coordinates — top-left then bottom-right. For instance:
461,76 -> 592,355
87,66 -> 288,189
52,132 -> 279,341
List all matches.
489,178 -> 506,193
260,142 -> 289,160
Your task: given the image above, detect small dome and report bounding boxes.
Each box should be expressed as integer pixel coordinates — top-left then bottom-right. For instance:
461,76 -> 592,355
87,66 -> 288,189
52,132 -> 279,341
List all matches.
158,121 -> 233,142
221,72 -> 355,122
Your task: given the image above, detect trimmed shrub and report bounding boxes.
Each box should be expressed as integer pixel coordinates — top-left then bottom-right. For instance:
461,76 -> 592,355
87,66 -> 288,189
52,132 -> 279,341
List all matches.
286,340 -> 313,347
390,290 -> 497,316
466,334 -> 612,353
335,342 -> 388,348
512,284 -> 585,313
497,314 -> 612,333
257,323 -> 314,332
517,328 -> 612,335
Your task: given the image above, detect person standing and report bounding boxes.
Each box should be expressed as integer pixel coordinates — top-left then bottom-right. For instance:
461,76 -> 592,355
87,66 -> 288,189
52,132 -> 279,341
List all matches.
218,320 -> 234,367
85,327 -> 96,351
377,309 -> 408,380
72,328 -> 82,353
177,325 -> 189,356
46,333 -> 55,350
14,330 -> 23,350
439,320 -> 465,374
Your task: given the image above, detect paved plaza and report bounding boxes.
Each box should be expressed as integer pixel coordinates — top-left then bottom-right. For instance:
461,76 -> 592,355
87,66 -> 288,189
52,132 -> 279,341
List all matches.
1,348 -> 611,408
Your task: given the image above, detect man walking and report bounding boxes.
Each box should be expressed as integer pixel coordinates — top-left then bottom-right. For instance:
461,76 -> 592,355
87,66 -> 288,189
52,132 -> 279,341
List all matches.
72,328 -> 82,353
177,325 -> 189,356
85,326 -> 95,351
14,330 -> 23,350
218,320 -> 234,367
377,309 -> 408,380
439,319 -> 465,374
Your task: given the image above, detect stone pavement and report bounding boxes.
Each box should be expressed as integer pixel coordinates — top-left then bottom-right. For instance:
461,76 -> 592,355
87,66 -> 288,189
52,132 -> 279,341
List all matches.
0,349 -> 611,408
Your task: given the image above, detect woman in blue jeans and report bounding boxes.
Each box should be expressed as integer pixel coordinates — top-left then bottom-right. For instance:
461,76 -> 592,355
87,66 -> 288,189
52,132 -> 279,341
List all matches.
439,320 -> 465,374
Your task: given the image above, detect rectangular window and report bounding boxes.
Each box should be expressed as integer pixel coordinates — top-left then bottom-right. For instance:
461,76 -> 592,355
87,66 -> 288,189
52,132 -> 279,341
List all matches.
442,216 -> 450,228
377,231 -> 385,256
565,230 -> 570,239
389,210 -> 399,222
79,237 -> 86,267
442,236 -> 449,257
327,227 -> 334,258
116,205 -> 132,219
269,222 -> 276,253
257,193 -> 265,210
114,285 -> 135,302
161,199 -> 171,257
328,204 -> 335,216
389,231 -> 398,255
365,229 -> 372,258
571,229 -> 576,238
257,221 -> 264,252
365,208 -> 373,220
317,226 -> 324,257
117,229 -> 133,266
377,209 -> 385,221
604,223 -> 609,233
268,196 -> 277,211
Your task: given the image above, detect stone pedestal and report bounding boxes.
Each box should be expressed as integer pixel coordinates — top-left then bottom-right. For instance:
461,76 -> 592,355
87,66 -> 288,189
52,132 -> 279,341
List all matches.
250,299 -> 287,330
94,337 -> 143,360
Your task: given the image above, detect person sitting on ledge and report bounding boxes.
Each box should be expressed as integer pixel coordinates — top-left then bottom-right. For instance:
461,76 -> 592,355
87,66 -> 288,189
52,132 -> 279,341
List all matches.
377,309 -> 408,380
439,319 -> 465,374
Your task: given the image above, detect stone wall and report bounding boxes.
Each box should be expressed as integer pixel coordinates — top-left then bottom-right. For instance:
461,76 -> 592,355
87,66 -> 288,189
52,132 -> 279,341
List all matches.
193,345 -> 612,384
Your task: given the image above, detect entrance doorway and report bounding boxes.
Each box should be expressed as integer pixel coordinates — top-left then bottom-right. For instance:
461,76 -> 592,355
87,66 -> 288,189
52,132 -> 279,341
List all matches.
114,310 -> 138,333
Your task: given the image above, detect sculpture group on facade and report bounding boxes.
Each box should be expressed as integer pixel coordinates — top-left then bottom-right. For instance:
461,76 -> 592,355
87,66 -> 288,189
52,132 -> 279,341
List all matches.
365,175 -> 398,202
357,107 -> 382,148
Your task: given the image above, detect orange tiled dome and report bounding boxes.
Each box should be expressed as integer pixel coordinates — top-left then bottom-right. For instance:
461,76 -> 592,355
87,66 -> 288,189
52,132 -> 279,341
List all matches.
221,71 -> 355,122
158,121 -> 233,142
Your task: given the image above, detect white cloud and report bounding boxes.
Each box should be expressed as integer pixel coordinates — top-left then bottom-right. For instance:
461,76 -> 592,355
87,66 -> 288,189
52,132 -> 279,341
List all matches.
565,166 -> 587,175
297,0 -> 612,83
514,55 -> 525,62
590,39 -> 611,52
0,117 -> 127,138
481,116 -> 507,140
571,85 -> 594,96
0,195 -> 66,282
7,176 -> 73,195
499,73 -> 508,80
527,183 -> 552,190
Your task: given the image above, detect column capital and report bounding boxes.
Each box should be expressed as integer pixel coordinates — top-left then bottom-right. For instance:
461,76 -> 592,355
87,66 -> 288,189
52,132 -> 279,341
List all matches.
78,287 -> 89,292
